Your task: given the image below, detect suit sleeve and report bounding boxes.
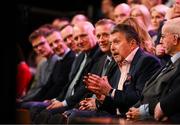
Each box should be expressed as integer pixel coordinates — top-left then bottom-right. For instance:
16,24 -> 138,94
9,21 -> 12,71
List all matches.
160,78 -> 180,116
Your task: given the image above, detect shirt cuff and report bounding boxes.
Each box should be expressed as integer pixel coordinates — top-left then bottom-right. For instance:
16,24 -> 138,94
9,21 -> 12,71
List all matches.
62,100 -> 68,107
139,104 -> 150,119
110,89 -> 116,98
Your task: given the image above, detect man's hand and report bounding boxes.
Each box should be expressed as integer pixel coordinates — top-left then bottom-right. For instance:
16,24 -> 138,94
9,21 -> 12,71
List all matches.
79,98 -> 97,111
126,107 -> 140,120
46,99 -> 63,110
84,73 -> 112,96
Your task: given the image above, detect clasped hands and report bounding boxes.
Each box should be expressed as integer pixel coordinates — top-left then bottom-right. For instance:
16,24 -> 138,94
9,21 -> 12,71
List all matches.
78,73 -> 112,110
43,98 -> 64,110
126,103 -> 168,121
83,73 -> 112,96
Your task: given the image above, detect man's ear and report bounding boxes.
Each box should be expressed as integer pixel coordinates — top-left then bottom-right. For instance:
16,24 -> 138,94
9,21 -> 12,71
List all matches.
130,39 -> 137,47
173,34 -> 180,45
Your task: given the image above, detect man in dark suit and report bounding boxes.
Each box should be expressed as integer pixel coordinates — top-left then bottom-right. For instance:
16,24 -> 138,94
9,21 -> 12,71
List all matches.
30,21 -> 105,123
19,29 -> 75,108
81,24 -> 161,118
126,18 -> 180,123
19,26 -> 59,102
66,19 -> 120,120
31,30 -> 76,101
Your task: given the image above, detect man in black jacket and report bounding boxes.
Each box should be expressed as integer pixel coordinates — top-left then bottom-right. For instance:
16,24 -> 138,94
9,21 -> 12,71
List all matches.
82,24 -> 161,117
66,19 -> 120,121
31,21 -> 105,123
19,29 -> 75,108
31,30 -> 76,101
126,17 -> 180,123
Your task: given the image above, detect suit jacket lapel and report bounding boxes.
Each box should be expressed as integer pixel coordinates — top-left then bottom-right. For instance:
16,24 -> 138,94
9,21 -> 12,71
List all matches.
105,59 -> 117,76
142,62 -> 176,93
129,48 -> 142,76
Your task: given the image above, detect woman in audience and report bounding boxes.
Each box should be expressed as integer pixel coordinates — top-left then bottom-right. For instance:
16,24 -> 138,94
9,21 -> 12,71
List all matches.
121,17 -> 155,54
149,4 -> 169,42
130,4 -> 153,31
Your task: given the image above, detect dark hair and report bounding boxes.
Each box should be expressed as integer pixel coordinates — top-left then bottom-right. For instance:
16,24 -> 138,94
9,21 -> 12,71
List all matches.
28,24 -> 57,42
111,24 -> 140,45
59,23 -> 73,31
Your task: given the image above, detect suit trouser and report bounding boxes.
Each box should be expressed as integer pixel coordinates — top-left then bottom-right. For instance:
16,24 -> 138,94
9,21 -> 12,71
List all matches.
30,104 -> 69,124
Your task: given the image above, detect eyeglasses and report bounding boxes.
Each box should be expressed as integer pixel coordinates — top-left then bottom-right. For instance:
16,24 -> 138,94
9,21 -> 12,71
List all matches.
33,41 -> 46,49
160,33 -> 180,40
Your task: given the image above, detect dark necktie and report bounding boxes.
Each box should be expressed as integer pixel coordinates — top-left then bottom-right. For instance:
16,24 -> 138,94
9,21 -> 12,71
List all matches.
101,58 -> 110,76
65,54 -> 87,98
157,60 -> 172,79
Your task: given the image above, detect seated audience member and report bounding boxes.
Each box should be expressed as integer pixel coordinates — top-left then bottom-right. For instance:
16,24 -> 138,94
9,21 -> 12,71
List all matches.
60,24 -> 81,55
30,21 -> 105,123
27,30 -> 75,102
121,17 -> 155,54
68,24 -> 161,122
66,19 -> 120,121
126,0 -> 140,8
113,3 -> 131,24
18,26 -> 59,103
165,0 -> 180,20
126,17 -> 180,124
71,14 -> 88,26
154,19 -> 171,66
149,4 -> 169,42
52,18 -> 70,31
141,0 -> 162,10
100,0 -> 114,20
130,4 -> 152,31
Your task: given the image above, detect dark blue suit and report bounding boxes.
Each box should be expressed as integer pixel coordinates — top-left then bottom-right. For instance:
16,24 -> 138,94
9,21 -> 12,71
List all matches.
101,48 -> 161,116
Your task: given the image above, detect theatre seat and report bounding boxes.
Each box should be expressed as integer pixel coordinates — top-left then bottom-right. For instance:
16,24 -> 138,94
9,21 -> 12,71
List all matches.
16,109 -> 31,124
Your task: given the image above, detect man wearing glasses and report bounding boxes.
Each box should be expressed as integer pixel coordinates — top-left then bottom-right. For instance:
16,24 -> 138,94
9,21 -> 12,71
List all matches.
126,18 -> 180,124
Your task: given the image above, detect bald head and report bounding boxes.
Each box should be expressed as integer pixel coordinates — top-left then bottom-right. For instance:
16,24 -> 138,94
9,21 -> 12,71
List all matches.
161,18 -> 180,55
114,3 -> 131,24
71,14 -> 88,25
163,18 -> 180,35
73,21 -> 97,52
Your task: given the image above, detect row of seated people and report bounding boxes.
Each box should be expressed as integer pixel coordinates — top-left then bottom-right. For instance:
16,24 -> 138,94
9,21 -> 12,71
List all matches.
16,0 -> 177,99
16,2 -> 180,124
16,0 -> 176,99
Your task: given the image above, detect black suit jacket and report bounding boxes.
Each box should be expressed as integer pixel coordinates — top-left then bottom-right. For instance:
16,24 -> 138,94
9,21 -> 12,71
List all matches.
146,58 -> 180,122
56,44 -> 105,107
31,50 -> 76,101
70,55 -> 120,109
101,48 -> 161,115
